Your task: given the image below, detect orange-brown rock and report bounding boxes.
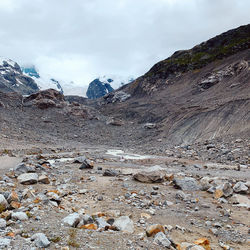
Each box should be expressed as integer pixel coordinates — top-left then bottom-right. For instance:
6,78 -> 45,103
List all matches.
80,224 -> 97,230
10,201 -> 21,209
194,238 -> 211,250
146,224 -> 165,237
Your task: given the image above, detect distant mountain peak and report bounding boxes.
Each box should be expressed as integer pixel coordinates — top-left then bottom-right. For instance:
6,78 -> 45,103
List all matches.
86,78 -> 114,99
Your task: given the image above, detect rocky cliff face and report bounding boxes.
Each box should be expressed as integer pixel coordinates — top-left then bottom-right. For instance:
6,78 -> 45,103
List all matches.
0,58 -> 39,95
86,78 -> 114,99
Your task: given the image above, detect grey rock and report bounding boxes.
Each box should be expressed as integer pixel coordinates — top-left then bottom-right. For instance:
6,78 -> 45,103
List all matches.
233,181 -> 248,193
216,182 -> 233,197
103,169 -> 119,176
153,232 -> 171,248
79,189 -> 88,194
14,163 -> 35,176
231,194 -> 250,208
17,173 -> 38,185
79,159 -> 93,169
62,213 -> 80,227
144,123 -> 156,129
0,194 -> 8,211
175,190 -> 190,200
0,218 -> 6,229
133,171 -> 165,183
113,216 -> 134,233
104,90 -> 131,103
11,212 -> 28,221
96,217 -> 110,228
173,177 -> 201,191
0,238 -> 11,248
74,156 -> 87,163
200,176 -> 212,191
106,117 -> 123,126
31,233 -> 50,248
97,195 -> 103,201
88,176 -> 96,182
79,214 -> 94,226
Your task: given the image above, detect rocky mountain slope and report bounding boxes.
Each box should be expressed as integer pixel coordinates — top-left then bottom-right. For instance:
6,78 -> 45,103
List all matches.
99,24 -> 250,145
0,58 -> 39,95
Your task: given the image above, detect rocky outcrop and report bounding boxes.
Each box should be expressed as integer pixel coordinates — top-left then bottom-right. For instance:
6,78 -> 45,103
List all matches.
86,78 -> 114,99
23,89 -> 65,109
0,58 -> 39,95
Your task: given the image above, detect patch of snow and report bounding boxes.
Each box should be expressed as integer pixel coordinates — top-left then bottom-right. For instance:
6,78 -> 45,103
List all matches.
47,157 -> 74,166
106,149 -> 153,160
99,75 -> 134,89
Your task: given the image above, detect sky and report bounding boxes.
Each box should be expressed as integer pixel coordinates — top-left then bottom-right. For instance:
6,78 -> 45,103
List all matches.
0,0 -> 249,94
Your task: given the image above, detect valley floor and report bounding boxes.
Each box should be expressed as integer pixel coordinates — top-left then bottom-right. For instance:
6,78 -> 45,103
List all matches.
0,136 -> 249,249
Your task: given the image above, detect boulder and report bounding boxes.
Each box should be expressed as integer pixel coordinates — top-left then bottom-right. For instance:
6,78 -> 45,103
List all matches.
31,233 -> 50,248
62,213 -> 81,227
14,163 -> 35,175
215,182 -> 233,198
0,194 -> 8,211
133,171 -> 165,183
78,214 -> 94,227
173,177 -> 201,191
95,217 -> 110,229
113,216 -> 134,233
74,156 -> 87,163
38,175 -> 50,184
103,169 -> 119,176
17,173 -> 38,185
153,232 -> 171,248
79,159 -> 94,169
231,194 -> 250,208
11,212 -> 28,221
233,181 -> 248,193
146,224 -> 165,237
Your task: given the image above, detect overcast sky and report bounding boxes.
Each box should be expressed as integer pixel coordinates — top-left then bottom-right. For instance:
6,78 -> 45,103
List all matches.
0,0 -> 249,92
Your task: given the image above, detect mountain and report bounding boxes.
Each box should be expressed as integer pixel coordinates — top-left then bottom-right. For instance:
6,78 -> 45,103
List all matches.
86,78 -> 114,99
0,57 -> 39,95
127,24 -> 250,96
22,66 -> 64,94
86,76 -> 134,99
99,24 -> 250,144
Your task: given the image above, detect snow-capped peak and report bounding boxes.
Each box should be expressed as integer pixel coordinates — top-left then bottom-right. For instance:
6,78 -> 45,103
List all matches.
0,56 -> 17,68
98,75 -> 134,89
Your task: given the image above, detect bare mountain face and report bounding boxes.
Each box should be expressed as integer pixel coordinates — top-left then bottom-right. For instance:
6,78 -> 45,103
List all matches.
0,24 -> 249,148
0,58 -> 39,95
99,24 -> 250,145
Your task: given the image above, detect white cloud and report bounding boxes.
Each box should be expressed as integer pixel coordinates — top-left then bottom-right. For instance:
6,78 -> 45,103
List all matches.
0,0 -> 249,94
